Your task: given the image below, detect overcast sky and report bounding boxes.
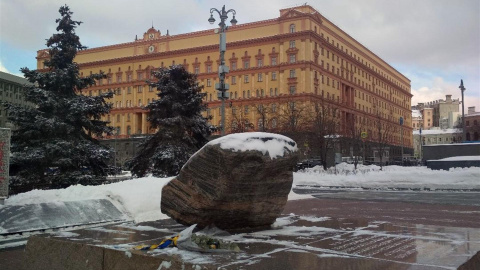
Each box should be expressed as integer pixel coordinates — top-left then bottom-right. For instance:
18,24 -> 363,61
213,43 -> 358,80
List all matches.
1,0 -> 479,110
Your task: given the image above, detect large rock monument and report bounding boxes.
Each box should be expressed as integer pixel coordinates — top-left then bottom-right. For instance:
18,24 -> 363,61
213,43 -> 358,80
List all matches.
161,132 -> 298,231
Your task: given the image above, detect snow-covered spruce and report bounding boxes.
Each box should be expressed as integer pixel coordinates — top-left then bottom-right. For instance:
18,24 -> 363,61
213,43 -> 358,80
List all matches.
126,65 -> 211,178
5,6 -> 113,192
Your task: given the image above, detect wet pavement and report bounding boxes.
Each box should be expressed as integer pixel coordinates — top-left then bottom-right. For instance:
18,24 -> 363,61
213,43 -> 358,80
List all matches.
1,191 -> 480,269
293,188 -> 480,206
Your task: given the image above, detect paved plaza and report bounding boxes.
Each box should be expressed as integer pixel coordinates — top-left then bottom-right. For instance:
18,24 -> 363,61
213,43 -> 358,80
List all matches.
1,190 -> 479,269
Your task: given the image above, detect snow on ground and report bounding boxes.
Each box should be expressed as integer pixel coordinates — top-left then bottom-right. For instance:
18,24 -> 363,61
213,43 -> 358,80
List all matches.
4,176 -> 174,223
294,163 -> 480,190
4,164 -> 480,223
436,156 -> 480,161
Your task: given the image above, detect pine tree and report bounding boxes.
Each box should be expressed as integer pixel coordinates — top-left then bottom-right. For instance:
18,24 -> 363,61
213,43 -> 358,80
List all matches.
127,65 -> 211,177
5,5 -> 113,191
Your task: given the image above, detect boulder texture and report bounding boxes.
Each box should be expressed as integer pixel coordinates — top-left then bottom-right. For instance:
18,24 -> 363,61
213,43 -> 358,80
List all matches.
161,132 -> 298,231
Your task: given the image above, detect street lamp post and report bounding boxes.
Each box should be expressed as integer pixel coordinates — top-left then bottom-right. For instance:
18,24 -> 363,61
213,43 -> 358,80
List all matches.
208,5 -> 237,136
419,127 -> 422,163
459,79 -> 466,142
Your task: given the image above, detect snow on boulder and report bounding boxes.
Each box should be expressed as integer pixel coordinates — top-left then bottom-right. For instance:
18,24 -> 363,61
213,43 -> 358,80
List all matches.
161,132 -> 298,231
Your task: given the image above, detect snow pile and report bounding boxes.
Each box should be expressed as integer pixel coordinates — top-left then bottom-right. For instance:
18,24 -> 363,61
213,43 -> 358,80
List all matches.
436,156 -> 480,161
205,132 -> 298,159
5,176 -> 174,223
294,163 -> 480,190
4,164 -> 480,225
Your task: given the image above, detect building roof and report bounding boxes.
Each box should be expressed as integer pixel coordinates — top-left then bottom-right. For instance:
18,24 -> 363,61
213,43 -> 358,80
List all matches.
412,110 -> 422,118
466,112 -> 480,117
413,128 -> 462,135
0,71 -> 29,85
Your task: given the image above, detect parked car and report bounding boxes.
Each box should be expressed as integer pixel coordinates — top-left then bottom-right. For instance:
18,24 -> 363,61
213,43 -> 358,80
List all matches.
341,156 -> 363,165
295,158 -> 323,171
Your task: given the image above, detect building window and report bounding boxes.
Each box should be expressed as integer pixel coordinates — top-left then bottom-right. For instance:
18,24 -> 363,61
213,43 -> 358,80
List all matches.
138,86 -> 143,93
270,88 -> 273,96
245,105 -> 249,114
271,57 -> 277,66
231,76 -> 236,85
149,86 -> 154,92
231,62 -> 237,70
289,54 -> 296,63
116,115 -> 120,122
290,24 -> 295,33
275,88 -> 278,96
207,79 -> 211,87
127,126 -> 131,135
289,85 -> 296,95
244,75 -> 249,83
207,65 -> 212,73
117,75 -> 122,83
247,90 -> 251,98
289,69 -> 296,78
127,87 -> 132,94
257,59 -> 263,67
244,61 -> 250,69
271,72 -> 277,81
194,67 -> 199,74
289,40 -> 296,48
271,103 -> 277,113
257,73 -> 263,82
271,118 -> 277,129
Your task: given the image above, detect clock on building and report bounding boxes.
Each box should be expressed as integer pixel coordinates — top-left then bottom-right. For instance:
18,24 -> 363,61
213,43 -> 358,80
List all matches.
148,45 -> 155,53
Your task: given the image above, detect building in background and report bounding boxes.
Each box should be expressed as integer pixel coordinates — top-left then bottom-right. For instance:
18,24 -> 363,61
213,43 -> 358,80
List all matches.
412,109 -> 422,130
465,106 -> 480,141
413,128 -> 462,158
412,95 -> 460,130
36,4 -> 413,166
0,71 -> 32,129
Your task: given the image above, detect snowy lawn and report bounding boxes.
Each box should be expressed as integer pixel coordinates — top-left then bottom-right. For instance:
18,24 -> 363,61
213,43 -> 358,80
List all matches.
4,164 -> 480,223
294,163 -> 480,190
4,176 -> 174,223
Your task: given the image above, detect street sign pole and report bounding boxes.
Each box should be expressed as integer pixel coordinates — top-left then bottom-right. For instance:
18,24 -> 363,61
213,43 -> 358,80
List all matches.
400,117 -> 404,160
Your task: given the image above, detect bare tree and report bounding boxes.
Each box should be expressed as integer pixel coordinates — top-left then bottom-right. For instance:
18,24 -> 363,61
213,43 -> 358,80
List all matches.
252,103 -> 271,132
277,100 -> 310,133
343,116 -> 367,170
226,105 -> 254,133
373,108 -> 395,170
308,99 -> 340,170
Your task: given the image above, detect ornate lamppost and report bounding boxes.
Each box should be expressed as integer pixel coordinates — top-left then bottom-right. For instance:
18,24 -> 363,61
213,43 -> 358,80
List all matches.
208,5 -> 237,136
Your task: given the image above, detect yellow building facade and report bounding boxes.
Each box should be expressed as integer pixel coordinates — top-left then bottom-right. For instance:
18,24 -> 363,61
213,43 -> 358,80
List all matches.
36,5 -> 413,148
